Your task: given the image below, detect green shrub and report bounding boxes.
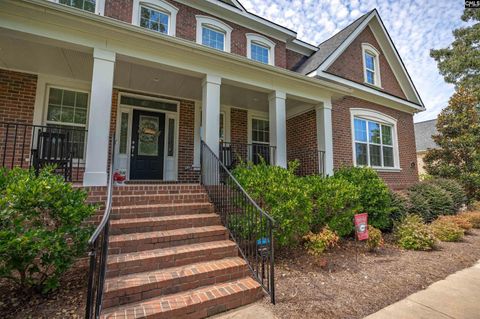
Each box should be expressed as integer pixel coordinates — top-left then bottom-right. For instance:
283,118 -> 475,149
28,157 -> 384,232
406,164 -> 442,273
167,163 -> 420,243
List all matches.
431,178 -> 467,211
304,175 -> 360,236
430,218 -> 464,242
395,215 -> 436,250
366,225 -> 384,252
232,160 -> 312,247
407,182 -> 455,221
334,167 -> 392,230
390,191 -> 411,222
0,167 -> 96,293
303,227 -> 339,256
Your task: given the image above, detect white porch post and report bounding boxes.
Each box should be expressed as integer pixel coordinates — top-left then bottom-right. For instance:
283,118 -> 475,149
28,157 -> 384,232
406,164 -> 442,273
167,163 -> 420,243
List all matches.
269,91 -> 287,168
201,74 -> 221,156
316,99 -> 334,176
83,48 -> 116,186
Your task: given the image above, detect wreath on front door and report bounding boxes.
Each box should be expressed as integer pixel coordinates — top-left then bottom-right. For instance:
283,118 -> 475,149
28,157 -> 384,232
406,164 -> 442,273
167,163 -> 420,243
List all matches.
138,119 -> 160,144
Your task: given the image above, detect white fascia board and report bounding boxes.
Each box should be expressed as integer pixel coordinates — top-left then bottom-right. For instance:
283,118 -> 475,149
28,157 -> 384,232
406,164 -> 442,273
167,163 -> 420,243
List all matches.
286,39 -> 318,56
311,70 -> 425,112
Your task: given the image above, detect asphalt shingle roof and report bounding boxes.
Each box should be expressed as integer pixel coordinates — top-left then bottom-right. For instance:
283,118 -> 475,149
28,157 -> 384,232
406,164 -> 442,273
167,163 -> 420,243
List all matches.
414,119 -> 438,152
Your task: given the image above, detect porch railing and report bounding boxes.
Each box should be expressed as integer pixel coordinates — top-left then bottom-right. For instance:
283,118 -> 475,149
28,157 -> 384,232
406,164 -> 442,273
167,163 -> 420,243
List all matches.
288,147 -> 326,177
0,122 -> 87,182
219,142 -> 276,169
85,136 -> 115,319
201,141 -> 275,304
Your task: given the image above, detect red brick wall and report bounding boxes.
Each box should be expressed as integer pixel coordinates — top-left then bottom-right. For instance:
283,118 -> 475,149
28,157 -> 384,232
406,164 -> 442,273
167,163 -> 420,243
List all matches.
286,110 -> 319,175
332,96 -> 418,190
286,49 -> 308,71
230,108 -> 247,144
0,69 -> 37,168
327,26 -> 406,99
104,0 -> 133,22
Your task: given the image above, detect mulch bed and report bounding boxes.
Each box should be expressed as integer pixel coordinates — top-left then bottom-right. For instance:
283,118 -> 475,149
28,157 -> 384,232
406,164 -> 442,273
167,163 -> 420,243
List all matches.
262,228 -> 480,319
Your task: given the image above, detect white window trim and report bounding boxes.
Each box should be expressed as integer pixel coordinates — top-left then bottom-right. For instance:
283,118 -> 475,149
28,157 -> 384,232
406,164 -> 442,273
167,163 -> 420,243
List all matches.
132,0 -> 178,36
350,108 -> 400,171
196,15 -> 232,53
362,43 -> 382,88
51,0 -> 105,15
246,33 -> 275,66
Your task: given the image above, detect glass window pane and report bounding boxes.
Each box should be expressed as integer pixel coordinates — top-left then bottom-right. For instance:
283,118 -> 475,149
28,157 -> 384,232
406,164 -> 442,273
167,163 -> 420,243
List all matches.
59,0 -> 95,13
61,106 -> 74,123
47,105 -> 62,122
383,146 -> 394,167
365,53 -> 375,70
354,118 -> 367,142
119,113 -> 129,154
76,92 -> 88,108
366,70 -> 375,84
138,115 -> 159,156
63,90 -> 76,107
382,125 -> 392,145
74,108 -> 87,124
167,118 -> 175,156
202,26 -> 225,51
140,6 -> 169,34
368,121 -> 381,144
369,144 -> 382,166
47,88 -> 88,126
355,143 -> 368,166
49,88 -> 63,105
251,43 -> 269,64
219,113 -> 224,140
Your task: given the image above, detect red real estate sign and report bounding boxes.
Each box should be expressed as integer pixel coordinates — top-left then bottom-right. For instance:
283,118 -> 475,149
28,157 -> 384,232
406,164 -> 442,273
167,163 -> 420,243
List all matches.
354,213 -> 369,241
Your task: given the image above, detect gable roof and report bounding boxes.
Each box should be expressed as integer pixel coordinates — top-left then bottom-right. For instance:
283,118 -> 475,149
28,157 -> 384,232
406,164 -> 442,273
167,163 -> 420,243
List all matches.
217,0 -> 246,12
414,119 -> 438,152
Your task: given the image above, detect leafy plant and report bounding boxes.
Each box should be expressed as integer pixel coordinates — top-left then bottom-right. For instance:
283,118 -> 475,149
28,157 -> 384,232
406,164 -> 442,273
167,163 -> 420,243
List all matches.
390,191 -> 411,222
461,211 -> 480,228
395,215 -> 436,251
431,178 -> 467,211
0,167 -> 96,293
407,181 -> 455,221
334,167 -> 392,230
303,227 -> 339,256
304,175 -> 360,236
366,225 -> 384,252
430,218 -> 465,242
437,215 -> 472,232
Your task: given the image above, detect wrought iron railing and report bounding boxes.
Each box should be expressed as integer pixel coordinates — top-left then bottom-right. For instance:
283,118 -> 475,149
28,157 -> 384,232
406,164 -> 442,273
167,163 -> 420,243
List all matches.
288,147 -> 326,177
0,122 -> 87,182
219,141 -> 276,169
85,136 -> 115,319
201,141 -> 275,304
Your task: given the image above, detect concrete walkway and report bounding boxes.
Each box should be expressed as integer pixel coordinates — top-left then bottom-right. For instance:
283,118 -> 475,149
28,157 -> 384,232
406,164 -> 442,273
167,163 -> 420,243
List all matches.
365,261 -> 480,319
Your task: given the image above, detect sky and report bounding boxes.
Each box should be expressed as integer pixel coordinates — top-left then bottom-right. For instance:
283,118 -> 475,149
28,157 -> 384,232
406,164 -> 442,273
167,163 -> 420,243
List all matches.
238,0 -> 466,123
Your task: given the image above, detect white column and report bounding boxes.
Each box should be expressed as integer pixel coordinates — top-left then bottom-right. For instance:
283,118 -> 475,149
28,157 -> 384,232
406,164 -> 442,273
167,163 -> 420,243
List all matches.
269,91 -> 287,168
83,48 -> 116,186
316,99 -> 334,176
201,74 -> 221,156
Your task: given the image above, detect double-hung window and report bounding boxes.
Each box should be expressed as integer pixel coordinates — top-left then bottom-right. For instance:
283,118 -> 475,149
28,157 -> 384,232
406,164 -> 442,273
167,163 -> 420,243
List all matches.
132,0 -> 178,36
362,43 -> 381,87
58,0 -> 96,13
246,34 -> 275,65
202,26 -> 226,51
140,5 -> 169,34
196,16 -> 232,52
251,118 -> 270,164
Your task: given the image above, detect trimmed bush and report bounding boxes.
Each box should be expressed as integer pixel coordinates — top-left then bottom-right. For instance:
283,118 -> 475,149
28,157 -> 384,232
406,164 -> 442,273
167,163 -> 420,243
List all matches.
431,218 -> 464,242
395,215 -> 436,250
431,178 -> 467,211
0,167 -> 96,293
390,191 -> 411,222
334,167 -> 392,230
304,175 -> 360,236
366,225 -> 384,252
303,227 -> 339,256
438,215 -> 472,232
407,182 -> 455,221
233,160 -> 312,247
462,211 -> 480,228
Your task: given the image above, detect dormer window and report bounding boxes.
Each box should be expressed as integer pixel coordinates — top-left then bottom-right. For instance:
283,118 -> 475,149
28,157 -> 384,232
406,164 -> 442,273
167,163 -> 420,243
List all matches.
196,16 -> 232,52
362,43 -> 381,87
132,0 -> 178,36
246,34 -> 275,65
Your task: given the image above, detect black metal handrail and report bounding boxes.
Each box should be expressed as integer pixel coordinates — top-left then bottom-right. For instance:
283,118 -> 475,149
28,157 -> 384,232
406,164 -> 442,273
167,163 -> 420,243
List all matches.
0,121 -> 87,182
85,136 -> 115,319
219,141 -> 276,169
288,147 -> 326,177
201,141 -> 275,304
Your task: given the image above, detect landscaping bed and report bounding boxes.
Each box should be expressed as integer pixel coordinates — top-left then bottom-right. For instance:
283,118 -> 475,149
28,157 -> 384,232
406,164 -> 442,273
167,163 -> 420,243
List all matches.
262,227 -> 480,319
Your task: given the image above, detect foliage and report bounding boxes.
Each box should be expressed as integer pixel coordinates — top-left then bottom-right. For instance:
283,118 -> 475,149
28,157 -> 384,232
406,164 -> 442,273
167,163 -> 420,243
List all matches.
430,218 -> 465,242
424,88 -> 480,201
303,227 -> 339,256
304,175 -> 361,236
462,211 -> 480,228
395,215 -> 436,251
366,225 -> 384,252
334,167 -> 392,230
232,160 -> 312,247
389,191 -> 410,222
430,9 -> 480,97
437,215 -> 472,232
407,182 -> 455,222
430,178 -> 467,211
0,167 -> 96,293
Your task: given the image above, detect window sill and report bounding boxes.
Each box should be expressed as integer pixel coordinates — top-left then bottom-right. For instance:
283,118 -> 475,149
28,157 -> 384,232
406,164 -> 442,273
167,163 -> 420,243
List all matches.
373,167 -> 402,173
363,81 -> 383,90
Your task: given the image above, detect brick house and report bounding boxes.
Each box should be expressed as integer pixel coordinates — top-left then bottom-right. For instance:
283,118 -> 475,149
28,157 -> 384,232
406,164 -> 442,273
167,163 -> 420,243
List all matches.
0,0 -> 425,317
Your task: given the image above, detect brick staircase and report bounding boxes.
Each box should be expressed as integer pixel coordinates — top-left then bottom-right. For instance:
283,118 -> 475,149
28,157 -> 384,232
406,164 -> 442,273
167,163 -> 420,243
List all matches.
100,184 -> 263,319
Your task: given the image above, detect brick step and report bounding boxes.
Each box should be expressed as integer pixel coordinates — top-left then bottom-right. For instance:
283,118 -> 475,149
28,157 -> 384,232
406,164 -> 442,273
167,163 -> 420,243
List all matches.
113,184 -> 204,195
112,193 -> 209,206
110,214 -> 221,235
103,257 -> 249,309
100,277 -> 262,319
106,240 -> 238,278
109,226 -> 229,254
111,203 -> 215,220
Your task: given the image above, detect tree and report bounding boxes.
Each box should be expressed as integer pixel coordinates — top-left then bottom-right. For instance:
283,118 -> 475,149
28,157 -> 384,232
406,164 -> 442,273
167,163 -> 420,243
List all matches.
430,9 -> 480,100
423,88 -> 480,201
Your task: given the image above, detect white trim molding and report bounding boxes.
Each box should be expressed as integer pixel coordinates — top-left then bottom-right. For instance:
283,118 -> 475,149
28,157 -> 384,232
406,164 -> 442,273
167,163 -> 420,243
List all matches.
196,15 -> 233,53
350,108 -> 401,171
246,33 -> 276,66
132,0 -> 178,36
362,43 -> 382,88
